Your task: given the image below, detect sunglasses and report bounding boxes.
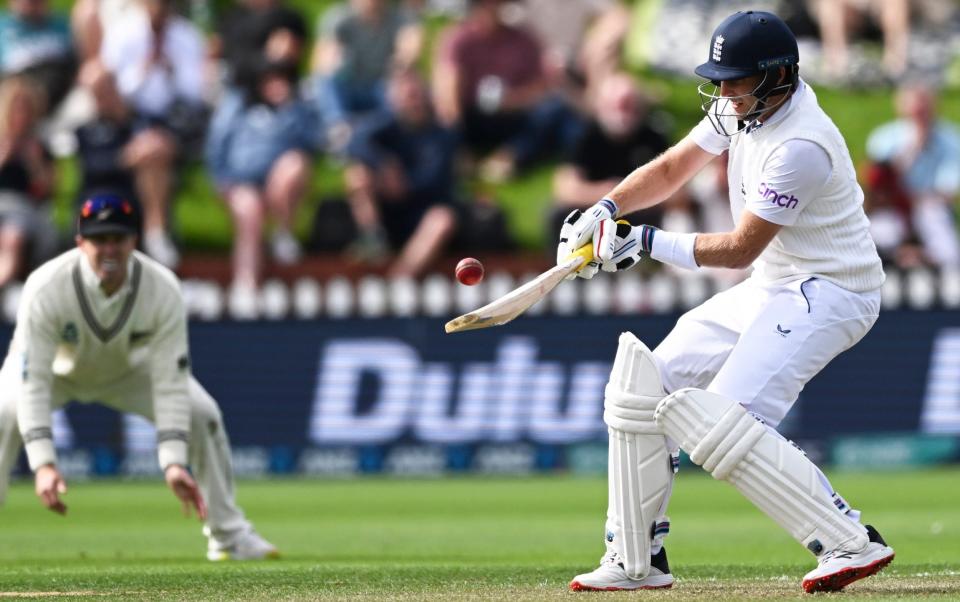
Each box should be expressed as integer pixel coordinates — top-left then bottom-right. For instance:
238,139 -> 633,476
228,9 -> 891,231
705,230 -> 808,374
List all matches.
80,195 -> 134,219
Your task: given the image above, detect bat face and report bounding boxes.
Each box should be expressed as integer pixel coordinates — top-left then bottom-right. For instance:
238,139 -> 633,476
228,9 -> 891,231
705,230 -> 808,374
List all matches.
444,244 -> 593,333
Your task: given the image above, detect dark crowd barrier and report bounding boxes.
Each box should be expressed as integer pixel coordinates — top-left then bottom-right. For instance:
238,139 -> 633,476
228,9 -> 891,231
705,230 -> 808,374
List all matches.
2,309 -> 959,476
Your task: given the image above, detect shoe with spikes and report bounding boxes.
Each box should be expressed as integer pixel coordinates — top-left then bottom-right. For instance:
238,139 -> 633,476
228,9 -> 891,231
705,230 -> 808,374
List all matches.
801,525 -> 894,593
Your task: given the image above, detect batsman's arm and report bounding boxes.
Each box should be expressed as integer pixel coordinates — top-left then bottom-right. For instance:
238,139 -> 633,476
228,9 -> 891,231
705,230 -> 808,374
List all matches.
600,210 -> 782,273
606,134 -> 715,215
557,136 -> 715,266
692,210 -> 781,269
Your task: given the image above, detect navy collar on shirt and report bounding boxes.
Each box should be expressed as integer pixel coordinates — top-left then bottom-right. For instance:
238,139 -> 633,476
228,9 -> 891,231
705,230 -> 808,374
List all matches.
71,257 -> 143,343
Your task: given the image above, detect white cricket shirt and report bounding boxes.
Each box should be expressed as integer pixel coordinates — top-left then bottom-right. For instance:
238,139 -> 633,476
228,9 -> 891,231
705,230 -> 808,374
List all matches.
690,79 -> 885,292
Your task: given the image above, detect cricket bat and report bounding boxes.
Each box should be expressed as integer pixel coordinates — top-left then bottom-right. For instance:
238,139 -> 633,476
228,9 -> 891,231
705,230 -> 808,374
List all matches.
444,243 -> 595,333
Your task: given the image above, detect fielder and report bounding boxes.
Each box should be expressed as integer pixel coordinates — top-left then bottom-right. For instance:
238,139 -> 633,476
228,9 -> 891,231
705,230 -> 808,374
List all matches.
0,193 -> 278,561
557,11 -> 894,593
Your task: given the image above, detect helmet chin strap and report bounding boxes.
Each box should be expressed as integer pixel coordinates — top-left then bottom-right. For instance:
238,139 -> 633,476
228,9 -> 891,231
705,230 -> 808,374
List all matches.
742,97 -> 767,123
744,70 -> 777,121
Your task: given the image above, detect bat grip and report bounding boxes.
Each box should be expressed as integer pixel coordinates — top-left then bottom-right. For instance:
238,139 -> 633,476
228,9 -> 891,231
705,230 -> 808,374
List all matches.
564,219 -> 631,272
567,243 -> 595,272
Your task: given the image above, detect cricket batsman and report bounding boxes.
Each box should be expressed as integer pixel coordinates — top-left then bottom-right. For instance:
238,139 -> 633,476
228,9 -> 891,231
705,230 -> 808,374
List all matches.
557,11 -> 895,593
0,193 -> 278,561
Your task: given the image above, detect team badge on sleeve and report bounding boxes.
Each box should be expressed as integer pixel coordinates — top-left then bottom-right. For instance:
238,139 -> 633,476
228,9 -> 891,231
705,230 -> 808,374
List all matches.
61,322 -> 79,344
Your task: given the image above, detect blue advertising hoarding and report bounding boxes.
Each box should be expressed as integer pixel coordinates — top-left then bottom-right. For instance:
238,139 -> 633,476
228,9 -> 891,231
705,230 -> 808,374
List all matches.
2,309 -> 959,476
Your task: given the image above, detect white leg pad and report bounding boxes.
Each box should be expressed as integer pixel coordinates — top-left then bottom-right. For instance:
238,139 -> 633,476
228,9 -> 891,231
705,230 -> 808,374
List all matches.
654,388 -> 868,557
603,332 -> 673,579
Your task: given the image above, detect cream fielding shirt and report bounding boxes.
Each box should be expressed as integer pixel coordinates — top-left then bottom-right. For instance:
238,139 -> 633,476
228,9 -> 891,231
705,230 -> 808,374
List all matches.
11,249 -> 192,471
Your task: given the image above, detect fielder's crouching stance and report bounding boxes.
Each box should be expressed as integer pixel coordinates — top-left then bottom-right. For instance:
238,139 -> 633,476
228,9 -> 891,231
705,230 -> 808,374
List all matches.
563,10 -> 894,594
0,193 -> 278,561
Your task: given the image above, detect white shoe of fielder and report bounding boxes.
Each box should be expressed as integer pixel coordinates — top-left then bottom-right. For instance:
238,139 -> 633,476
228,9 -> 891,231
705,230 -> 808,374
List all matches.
802,525 -> 894,593
569,548 -> 674,591
207,528 -> 280,561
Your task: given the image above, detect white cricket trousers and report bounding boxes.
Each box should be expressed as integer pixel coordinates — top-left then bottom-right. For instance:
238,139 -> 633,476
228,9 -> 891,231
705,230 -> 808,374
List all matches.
0,357 -> 250,542
647,275 -> 881,528
654,275 -> 881,428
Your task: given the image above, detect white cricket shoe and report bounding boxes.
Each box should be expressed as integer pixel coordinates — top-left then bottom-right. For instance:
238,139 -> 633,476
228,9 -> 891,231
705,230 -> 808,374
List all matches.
802,525 -> 894,593
207,529 -> 280,561
569,548 -> 674,591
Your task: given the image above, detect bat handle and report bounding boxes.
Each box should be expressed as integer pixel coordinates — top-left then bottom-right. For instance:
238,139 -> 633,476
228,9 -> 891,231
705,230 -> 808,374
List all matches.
564,219 -> 631,273
566,243 -> 595,272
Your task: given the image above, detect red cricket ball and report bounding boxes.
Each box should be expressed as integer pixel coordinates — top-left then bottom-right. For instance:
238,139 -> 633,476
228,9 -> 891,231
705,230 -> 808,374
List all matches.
455,257 -> 484,286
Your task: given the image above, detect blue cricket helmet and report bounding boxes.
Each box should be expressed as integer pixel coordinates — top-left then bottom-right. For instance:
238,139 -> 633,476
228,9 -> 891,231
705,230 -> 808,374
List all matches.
695,11 -> 799,83
695,11 -> 800,136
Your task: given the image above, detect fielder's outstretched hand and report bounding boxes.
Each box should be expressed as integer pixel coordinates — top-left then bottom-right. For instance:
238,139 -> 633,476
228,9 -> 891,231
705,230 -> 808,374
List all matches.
557,199 -> 618,279
165,464 -> 208,521
34,464 -> 68,515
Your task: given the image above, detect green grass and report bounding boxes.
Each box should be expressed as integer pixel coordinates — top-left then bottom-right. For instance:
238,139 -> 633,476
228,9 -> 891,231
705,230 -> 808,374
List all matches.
2,468 -> 959,600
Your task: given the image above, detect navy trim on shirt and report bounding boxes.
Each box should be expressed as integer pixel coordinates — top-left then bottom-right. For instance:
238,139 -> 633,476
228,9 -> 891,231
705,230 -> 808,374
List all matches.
72,258 -> 142,343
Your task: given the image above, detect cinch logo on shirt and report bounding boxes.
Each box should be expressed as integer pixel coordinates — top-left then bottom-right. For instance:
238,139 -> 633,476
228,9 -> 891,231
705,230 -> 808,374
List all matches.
758,182 -> 799,209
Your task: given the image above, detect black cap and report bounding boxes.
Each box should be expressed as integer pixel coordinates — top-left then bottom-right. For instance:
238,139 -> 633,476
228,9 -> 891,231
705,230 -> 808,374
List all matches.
77,193 -> 139,237
694,11 -> 798,82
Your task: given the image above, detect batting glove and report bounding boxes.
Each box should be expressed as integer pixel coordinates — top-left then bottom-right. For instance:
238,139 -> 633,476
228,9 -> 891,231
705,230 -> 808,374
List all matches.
596,220 -> 657,273
556,198 -> 618,265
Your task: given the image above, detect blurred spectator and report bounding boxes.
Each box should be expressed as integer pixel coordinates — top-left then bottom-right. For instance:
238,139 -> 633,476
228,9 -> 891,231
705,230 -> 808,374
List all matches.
309,0 -> 424,152
344,69 -> 461,277
511,0 -> 629,108
0,0 -> 77,114
205,59 -> 317,316
549,72 -> 668,237
433,0 -> 581,182
70,0 -> 140,62
861,160 -> 924,267
808,0 -> 909,81
99,0 -> 209,269
0,76 -> 57,288
73,62 -> 137,214
865,82 -> 960,269
213,0 -> 307,92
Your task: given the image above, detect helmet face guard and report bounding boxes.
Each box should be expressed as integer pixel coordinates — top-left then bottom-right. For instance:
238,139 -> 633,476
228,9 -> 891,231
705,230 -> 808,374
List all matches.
697,66 -> 797,137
